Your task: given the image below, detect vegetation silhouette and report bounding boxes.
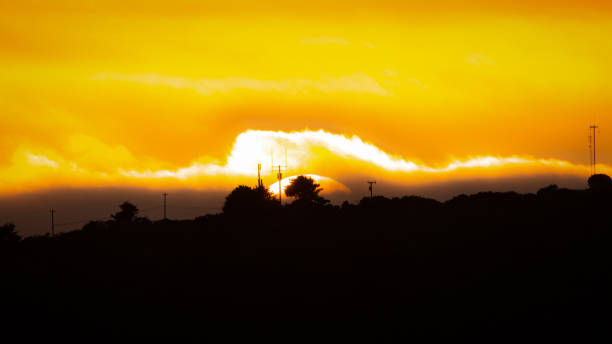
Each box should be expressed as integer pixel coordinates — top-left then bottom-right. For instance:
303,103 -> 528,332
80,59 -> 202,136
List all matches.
0,222 -> 20,243
109,201 -> 152,228
285,175 -> 330,207
1,175 -> 612,341
222,184 -> 278,215
589,173 -> 612,191
111,201 -> 138,223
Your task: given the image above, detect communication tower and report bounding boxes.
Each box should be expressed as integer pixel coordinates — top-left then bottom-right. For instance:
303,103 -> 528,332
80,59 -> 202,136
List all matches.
589,124 -> 600,175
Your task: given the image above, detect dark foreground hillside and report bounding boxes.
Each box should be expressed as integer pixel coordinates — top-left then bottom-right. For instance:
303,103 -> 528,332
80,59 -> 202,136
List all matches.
1,184 -> 612,341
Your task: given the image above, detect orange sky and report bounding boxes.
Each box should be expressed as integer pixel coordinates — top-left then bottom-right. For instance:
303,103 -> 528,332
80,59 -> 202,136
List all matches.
1,1 -> 611,195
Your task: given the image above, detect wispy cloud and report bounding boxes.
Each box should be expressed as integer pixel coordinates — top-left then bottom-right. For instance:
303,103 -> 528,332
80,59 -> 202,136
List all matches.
93,73 -> 390,96
25,153 -> 59,168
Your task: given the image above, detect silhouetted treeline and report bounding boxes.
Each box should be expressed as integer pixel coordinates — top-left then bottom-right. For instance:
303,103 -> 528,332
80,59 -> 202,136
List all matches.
1,177 -> 612,341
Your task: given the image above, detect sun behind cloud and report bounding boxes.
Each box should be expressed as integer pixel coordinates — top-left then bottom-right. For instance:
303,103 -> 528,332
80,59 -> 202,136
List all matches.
268,174 -> 351,196
0,129 -> 607,195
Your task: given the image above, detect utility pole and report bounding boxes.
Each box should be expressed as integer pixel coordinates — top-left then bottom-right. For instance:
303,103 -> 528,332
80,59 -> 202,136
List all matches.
50,209 -> 55,236
367,181 -> 376,198
590,125 -> 599,175
162,193 -> 168,220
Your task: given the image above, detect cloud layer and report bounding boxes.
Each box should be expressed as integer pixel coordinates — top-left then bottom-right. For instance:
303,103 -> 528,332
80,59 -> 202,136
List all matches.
2,129 -> 604,195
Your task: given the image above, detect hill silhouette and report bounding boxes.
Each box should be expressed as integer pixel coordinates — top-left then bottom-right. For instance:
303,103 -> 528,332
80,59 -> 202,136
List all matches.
1,176 -> 612,341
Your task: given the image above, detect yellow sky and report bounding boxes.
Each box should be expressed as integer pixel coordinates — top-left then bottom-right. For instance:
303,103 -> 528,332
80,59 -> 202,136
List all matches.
1,1 -> 611,195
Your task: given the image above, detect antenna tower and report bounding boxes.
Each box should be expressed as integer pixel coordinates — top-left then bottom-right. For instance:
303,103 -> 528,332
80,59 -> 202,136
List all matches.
271,148 -> 288,203
589,124 -> 599,175
257,163 -> 263,188
588,128 -> 593,175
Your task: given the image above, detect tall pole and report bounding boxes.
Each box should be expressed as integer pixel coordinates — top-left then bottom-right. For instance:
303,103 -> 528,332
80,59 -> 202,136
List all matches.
162,193 -> 168,220
367,181 -> 376,198
589,130 -> 593,175
257,163 -> 263,188
590,125 -> 599,175
594,126 -> 597,174
50,209 -> 55,236
278,165 -> 282,204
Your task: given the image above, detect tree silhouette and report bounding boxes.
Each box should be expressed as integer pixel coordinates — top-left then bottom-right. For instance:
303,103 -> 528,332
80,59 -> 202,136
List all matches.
285,175 -> 329,206
111,202 -> 139,223
285,175 -> 322,199
223,184 -> 277,214
0,223 -> 20,242
588,174 -> 612,191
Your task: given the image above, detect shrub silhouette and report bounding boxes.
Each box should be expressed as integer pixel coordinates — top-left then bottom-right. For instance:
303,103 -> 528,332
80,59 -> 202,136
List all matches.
537,184 -> 559,196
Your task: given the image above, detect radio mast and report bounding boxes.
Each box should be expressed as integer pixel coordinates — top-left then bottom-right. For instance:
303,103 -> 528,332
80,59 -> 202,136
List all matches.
589,124 -> 599,175
271,148 -> 288,203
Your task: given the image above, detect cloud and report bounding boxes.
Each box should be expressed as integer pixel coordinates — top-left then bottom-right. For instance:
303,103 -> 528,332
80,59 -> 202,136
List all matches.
118,129 -> 601,179
1,129 -> 606,195
25,153 -> 59,168
93,73 -> 390,96
118,129 -> 421,178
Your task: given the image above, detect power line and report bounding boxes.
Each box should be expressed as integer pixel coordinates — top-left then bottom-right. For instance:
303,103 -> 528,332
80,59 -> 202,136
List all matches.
55,219 -> 91,227
55,215 -> 112,227
141,206 -> 162,211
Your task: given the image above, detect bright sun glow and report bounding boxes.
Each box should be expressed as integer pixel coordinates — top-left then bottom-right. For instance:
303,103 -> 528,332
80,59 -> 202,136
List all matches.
117,129 -> 585,179
268,174 -> 350,196
1,128 -> 608,195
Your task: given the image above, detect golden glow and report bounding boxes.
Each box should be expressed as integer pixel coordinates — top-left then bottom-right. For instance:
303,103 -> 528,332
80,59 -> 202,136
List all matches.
1,1 -> 611,195
1,129 -> 609,195
268,174 -> 350,196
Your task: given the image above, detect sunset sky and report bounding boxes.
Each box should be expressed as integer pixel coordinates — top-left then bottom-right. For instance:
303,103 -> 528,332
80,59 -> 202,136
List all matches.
1,0 -> 611,198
